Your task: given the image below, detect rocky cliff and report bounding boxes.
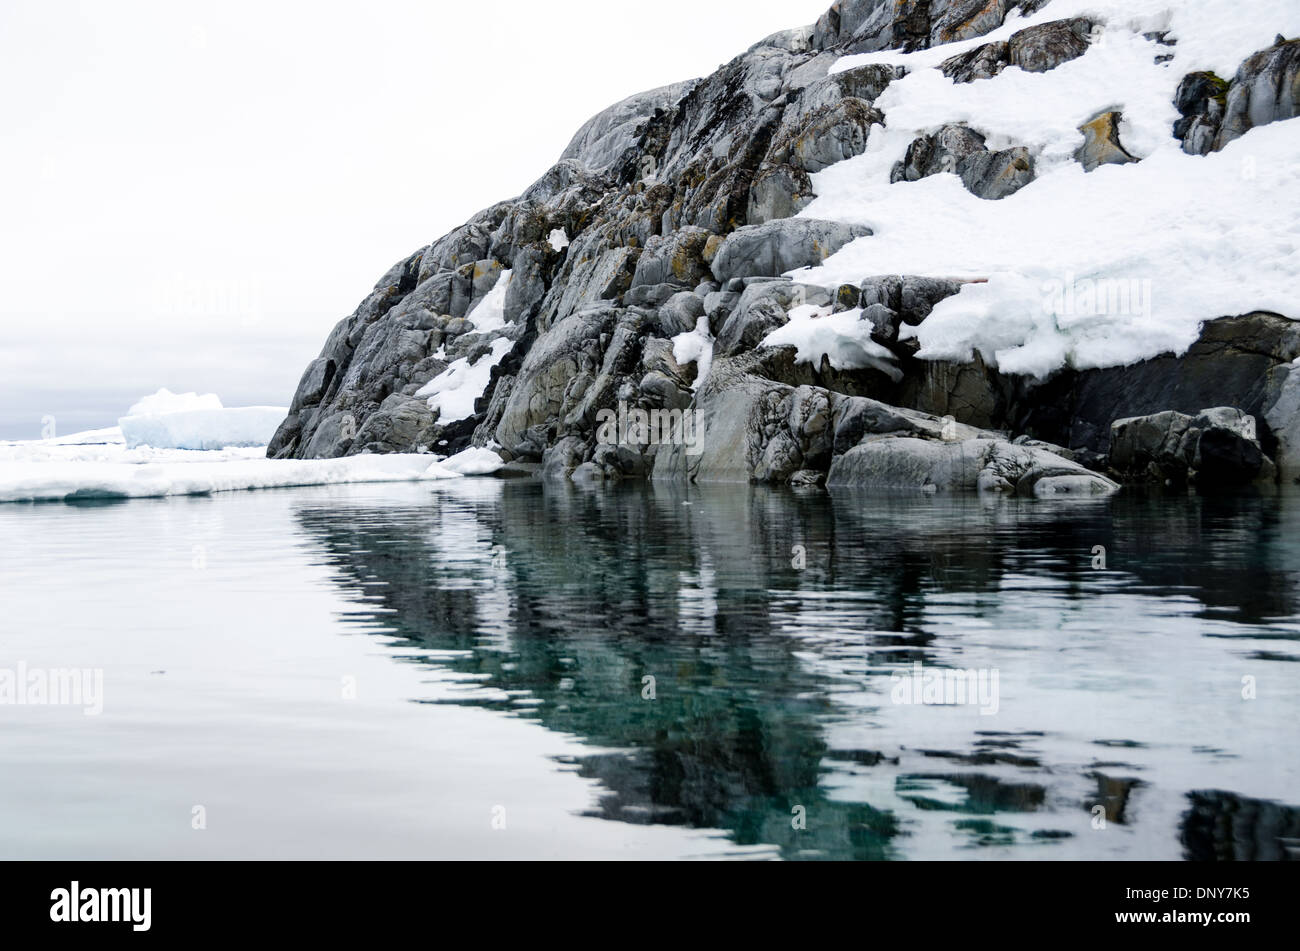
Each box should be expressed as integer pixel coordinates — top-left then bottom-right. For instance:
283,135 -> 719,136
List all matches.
268,0 -> 1300,493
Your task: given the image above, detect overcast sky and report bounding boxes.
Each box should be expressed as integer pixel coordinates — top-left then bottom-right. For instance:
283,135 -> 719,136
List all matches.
0,0 -> 831,439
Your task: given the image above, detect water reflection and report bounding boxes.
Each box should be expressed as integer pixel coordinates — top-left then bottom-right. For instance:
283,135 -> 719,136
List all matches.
293,481 -> 1300,860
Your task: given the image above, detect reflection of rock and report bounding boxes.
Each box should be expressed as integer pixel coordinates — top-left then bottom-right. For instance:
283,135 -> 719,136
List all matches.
1087,772 -> 1145,826
898,772 -> 1046,813
289,477 -> 1300,857
1181,790 -> 1300,861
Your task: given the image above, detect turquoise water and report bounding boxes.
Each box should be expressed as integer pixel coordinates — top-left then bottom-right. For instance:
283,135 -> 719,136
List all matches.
1,480 -> 1297,859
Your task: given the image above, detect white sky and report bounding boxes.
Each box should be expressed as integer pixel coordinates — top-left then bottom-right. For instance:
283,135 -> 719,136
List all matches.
0,0 -> 830,439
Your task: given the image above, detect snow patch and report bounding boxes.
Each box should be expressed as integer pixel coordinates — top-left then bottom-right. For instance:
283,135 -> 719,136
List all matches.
761,304 -> 902,379
465,270 -> 513,333
439,447 -> 506,475
416,337 -> 516,423
672,316 -> 715,389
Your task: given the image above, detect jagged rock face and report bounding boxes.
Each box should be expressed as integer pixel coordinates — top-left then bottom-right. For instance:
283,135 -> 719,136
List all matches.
1174,36 -> 1300,154
270,2 -> 917,461
813,0 -> 1013,54
270,0 -> 1300,495
1264,365 -> 1300,484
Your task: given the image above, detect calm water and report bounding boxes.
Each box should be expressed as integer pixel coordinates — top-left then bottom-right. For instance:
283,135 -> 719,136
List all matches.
1,479 -> 1298,860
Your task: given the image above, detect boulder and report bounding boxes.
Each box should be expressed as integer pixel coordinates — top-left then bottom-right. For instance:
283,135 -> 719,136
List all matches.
1008,18 -> 1094,74
653,351 -> 1117,495
1075,111 -> 1138,172
629,227 -> 714,289
1173,71 -> 1230,155
1109,407 -> 1272,485
710,219 -> 872,283
352,394 -> 440,454
940,41 -> 1010,83
747,164 -> 815,224
891,124 -> 1034,199
1214,37 -> 1300,150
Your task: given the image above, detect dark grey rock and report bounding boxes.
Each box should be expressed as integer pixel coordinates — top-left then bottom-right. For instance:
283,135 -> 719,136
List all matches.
941,41 -> 1010,83
1008,17 -> 1094,73
1110,407 -> 1272,486
657,292 -> 705,336
891,124 -> 1034,199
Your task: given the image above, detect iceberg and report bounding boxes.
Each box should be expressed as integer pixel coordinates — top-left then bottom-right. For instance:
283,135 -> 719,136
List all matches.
117,388 -> 287,450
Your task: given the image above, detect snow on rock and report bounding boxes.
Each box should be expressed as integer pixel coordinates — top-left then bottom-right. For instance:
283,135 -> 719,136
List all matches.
416,337 -> 516,423
801,0 -> 1300,377
760,304 -> 902,380
466,270 -> 513,333
414,272 -> 520,422
672,316 -> 715,389
439,447 -> 506,475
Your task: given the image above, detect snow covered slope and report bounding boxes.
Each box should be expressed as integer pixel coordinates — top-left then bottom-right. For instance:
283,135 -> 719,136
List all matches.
798,0 -> 1300,375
